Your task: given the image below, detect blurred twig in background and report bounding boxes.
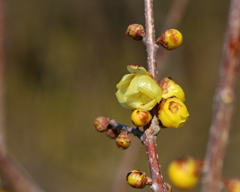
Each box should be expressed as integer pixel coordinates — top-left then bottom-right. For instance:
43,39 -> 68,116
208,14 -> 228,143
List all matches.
157,0 -> 189,73
201,0 -> 240,191
0,1 -> 44,192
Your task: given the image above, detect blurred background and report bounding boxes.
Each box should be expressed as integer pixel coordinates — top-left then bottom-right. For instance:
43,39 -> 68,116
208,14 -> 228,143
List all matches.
4,0 -> 240,191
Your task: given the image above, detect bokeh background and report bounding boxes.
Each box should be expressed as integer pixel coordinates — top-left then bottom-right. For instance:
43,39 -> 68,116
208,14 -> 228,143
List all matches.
5,0 -> 240,191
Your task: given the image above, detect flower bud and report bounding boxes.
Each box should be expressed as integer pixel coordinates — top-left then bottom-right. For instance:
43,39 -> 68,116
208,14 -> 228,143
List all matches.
94,117 -> 110,132
126,170 -> 152,188
156,29 -> 183,50
116,131 -> 131,150
131,109 -> 152,127
158,97 -> 189,128
106,128 -> 121,139
159,77 -> 185,102
126,24 -> 145,41
223,179 -> 240,192
168,157 -> 202,190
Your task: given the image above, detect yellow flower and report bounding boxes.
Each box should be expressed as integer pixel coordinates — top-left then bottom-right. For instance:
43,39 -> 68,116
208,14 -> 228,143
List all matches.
116,65 -> 162,111
168,157 -> 201,190
158,97 -> 189,128
159,77 -> 185,102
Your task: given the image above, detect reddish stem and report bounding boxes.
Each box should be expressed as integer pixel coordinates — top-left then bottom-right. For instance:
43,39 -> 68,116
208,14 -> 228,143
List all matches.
143,136 -> 165,192
144,0 -> 158,80
141,116 -> 166,192
144,0 -> 167,191
201,0 -> 240,191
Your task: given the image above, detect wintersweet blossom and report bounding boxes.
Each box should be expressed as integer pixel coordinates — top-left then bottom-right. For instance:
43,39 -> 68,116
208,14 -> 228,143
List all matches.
116,65 -> 162,111
159,77 -> 185,102
158,97 -> 189,128
168,157 -> 200,190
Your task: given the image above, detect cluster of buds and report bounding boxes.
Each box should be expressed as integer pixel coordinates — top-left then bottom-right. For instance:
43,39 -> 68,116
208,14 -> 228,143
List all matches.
94,117 -> 132,149
115,65 -> 189,129
126,24 -> 183,51
158,77 -> 189,128
94,116 -> 121,139
126,170 -> 152,188
167,156 -> 203,190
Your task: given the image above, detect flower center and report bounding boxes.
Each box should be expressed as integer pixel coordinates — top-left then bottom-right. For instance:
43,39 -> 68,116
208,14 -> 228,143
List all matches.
169,101 -> 181,114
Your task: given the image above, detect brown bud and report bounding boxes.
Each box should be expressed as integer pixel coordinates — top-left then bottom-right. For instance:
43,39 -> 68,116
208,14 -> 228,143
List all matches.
126,24 -> 145,41
106,128 -> 121,139
94,117 -> 110,132
116,131 -> 131,150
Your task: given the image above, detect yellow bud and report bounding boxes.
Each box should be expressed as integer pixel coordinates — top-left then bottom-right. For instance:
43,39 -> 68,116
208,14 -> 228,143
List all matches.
131,109 -> 152,127
157,29 -> 183,50
168,157 -> 202,190
116,132 -> 131,150
126,24 -> 145,41
116,65 -> 162,111
158,97 -> 189,128
223,179 -> 240,192
159,77 -> 185,102
126,170 -> 152,188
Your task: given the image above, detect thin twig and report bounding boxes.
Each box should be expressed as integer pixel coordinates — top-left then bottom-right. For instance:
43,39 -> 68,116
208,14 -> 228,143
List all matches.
141,116 -> 165,192
109,120 -> 143,138
201,0 -> 240,191
144,0 -> 166,191
144,0 -> 159,80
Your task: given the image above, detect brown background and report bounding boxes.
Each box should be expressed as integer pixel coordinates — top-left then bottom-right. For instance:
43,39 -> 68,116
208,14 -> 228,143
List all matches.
5,0 -> 240,191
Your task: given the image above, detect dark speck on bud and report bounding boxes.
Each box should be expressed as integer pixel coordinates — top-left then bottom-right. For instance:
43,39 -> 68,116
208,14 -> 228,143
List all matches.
106,128 -> 121,139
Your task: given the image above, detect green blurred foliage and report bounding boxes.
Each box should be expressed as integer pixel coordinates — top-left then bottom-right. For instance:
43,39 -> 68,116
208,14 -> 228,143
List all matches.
4,0 -> 240,191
